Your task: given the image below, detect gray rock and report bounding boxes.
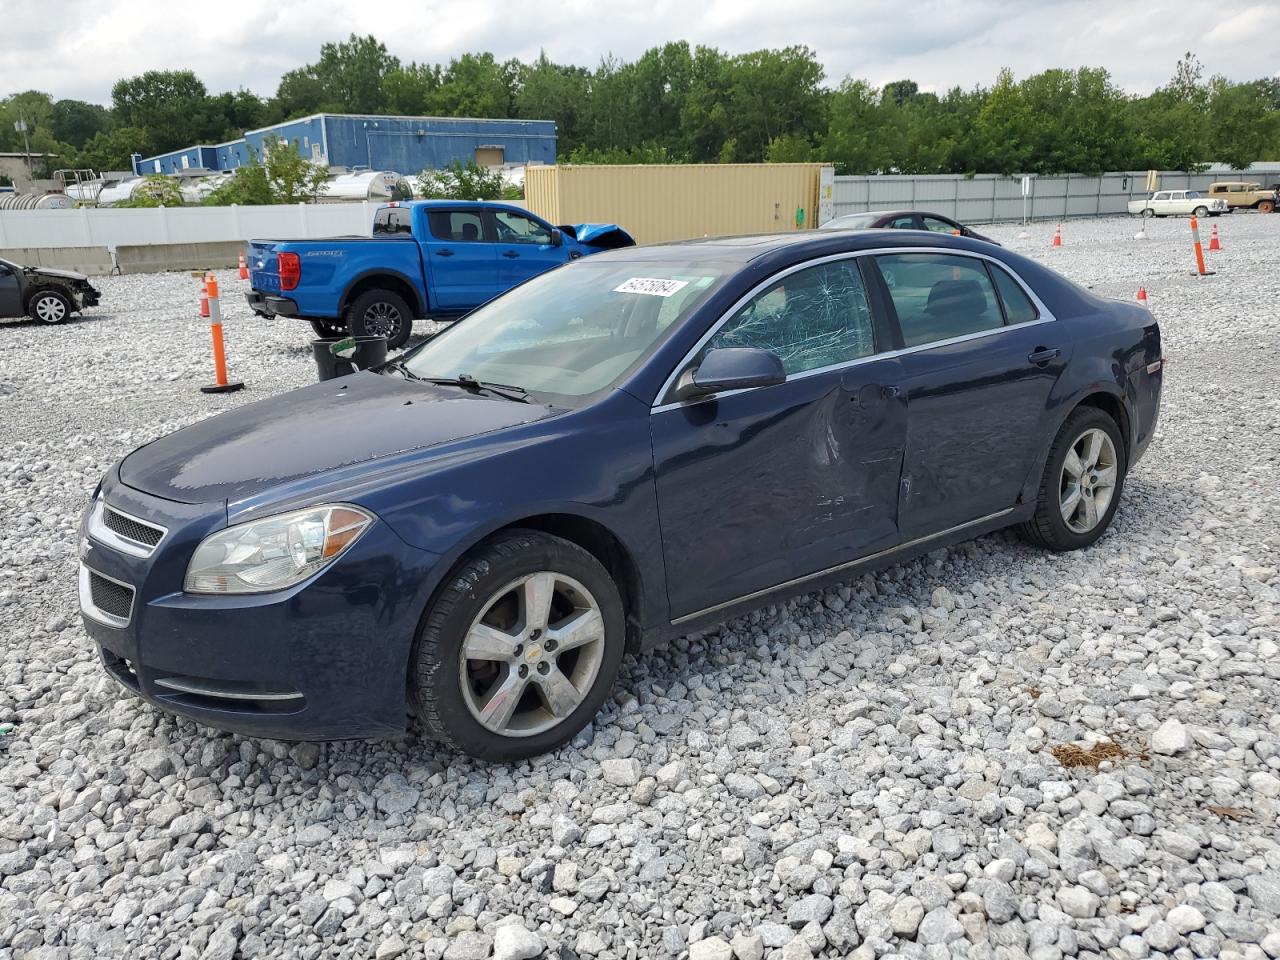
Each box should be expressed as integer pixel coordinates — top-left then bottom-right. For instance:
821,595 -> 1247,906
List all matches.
1151,718 -> 1189,755
689,937 -> 733,960
917,908 -> 964,945
492,923 -> 544,960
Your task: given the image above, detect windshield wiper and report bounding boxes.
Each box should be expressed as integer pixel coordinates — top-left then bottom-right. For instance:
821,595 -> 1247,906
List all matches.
417,373 -> 533,403
382,358 -> 423,381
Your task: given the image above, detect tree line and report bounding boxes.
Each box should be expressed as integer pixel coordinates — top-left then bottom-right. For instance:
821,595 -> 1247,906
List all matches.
1,37 -> 1277,185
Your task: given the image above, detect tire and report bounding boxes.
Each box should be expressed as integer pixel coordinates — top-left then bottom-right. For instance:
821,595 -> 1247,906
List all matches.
1019,406 -> 1127,552
1193,205 -> 1209,218
309,319 -> 347,338
1141,207 -> 1154,219
346,289 -> 412,350
1259,199 -> 1275,214
27,288 -> 73,325
411,530 -> 626,761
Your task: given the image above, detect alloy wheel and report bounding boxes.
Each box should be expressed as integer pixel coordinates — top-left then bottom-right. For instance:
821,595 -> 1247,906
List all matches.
362,302 -> 402,339
1059,427 -> 1118,534
459,572 -> 606,738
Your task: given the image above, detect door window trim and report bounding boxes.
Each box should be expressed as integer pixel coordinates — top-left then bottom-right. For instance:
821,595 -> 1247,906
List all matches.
651,246 -> 1058,413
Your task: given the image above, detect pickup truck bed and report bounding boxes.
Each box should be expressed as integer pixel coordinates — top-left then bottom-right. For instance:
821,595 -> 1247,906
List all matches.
247,200 -> 633,348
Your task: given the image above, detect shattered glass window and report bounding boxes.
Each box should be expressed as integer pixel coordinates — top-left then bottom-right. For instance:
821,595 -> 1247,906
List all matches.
875,253 -> 1004,348
707,260 -> 876,375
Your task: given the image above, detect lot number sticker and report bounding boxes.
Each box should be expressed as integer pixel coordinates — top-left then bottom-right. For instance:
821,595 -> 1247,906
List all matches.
614,277 -> 689,297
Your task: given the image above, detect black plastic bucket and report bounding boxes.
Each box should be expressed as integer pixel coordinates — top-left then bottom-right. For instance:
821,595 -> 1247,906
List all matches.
311,336 -> 388,381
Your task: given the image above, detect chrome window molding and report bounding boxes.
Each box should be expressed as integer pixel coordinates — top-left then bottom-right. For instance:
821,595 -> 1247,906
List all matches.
79,563 -> 135,629
670,507 -> 1015,626
651,246 -> 1058,414
87,498 -> 168,558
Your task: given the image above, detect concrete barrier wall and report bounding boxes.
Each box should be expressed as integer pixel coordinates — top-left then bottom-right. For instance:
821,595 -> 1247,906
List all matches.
0,246 -> 115,275
115,241 -> 247,275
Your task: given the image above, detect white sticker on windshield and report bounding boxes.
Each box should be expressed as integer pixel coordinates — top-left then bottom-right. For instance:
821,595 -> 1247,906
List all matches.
613,277 -> 689,297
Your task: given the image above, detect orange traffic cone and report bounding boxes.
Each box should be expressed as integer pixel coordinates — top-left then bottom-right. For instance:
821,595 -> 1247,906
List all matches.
238,252 -> 249,279
1137,286 -> 1148,307
1052,224 -> 1062,247
199,274 -> 209,318
1209,224 -> 1221,251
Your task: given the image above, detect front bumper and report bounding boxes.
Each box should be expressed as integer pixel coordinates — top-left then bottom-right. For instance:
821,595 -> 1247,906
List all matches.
78,472 -> 439,740
79,285 -> 101,308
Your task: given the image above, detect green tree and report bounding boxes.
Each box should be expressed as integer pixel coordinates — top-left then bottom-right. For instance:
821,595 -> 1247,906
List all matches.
415,159 -> 510,200
434,53 -> 517,118
50,99 -> 111,148
115,175 -> 185,207
515,53 -> 594,154
76,126 -> 152,173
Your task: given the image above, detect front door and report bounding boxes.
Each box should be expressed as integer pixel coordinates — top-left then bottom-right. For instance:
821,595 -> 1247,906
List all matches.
421,207 -> 499,312
651,257 -> 908,621
871,251 -> 1069,538
492,209 -> 568,289
0,262 -> 21,318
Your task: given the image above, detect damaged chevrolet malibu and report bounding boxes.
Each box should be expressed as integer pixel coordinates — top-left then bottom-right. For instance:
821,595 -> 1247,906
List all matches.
79,230 -> 1163,760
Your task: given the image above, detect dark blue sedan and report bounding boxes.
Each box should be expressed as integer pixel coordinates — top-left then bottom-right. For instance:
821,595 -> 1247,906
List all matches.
79,230 -> 1163,760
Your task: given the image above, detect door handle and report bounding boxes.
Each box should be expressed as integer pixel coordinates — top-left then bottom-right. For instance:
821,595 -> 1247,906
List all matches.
1028,347 -> 1060,365
881,385 -> 901,399
502,251 -> 520,259
435,249 -> 454,257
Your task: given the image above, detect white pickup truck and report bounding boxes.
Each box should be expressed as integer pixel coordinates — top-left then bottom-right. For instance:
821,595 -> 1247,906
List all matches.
1128,190 -> 1229,218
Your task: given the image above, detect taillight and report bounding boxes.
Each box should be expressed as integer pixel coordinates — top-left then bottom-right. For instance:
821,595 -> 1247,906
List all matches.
278,252 -> 300,291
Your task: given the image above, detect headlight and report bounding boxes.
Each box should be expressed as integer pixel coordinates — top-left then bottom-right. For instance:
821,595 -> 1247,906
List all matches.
184,505 -> 373,595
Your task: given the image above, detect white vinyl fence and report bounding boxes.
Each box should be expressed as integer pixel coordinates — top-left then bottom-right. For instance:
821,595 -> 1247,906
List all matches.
832,165 -> 1280,224
0,202 -> 378,251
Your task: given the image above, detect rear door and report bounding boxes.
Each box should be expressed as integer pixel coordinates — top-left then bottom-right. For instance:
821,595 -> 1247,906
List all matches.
492,208 -> 567,289
419,207 -> 499,312
0,261 -> 22,317
871,251 -> 1069,538
921,215 -> 961,237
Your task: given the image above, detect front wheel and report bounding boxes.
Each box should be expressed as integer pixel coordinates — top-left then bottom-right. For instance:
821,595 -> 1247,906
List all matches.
1193,205 -> 1209,218
411,530 -> 625,761
1259,199 -> 1275,214
346,289 -> 412,350
28,289 -> 73,324
1019,407 -> 1127,551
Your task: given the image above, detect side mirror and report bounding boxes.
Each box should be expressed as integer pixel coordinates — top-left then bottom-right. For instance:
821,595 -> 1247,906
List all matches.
550,228 -> 563,247
674,347 -> 786,401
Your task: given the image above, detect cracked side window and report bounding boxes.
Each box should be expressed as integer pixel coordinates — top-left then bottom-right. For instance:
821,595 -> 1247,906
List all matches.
707,260 -> 875,376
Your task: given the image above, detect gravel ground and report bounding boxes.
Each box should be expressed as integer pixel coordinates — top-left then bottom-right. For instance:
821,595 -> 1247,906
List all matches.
1,214 -> 1278,960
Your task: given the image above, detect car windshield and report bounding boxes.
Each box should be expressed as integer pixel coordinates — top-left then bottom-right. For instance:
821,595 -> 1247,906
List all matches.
821,214 -> 877,230
402,259 -> 731,399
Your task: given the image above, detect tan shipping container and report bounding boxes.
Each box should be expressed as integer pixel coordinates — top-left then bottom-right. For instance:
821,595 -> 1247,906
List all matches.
525,163 -> 831,245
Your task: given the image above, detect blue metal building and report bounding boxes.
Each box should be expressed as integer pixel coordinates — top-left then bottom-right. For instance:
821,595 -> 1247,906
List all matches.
135,114 -> 557,176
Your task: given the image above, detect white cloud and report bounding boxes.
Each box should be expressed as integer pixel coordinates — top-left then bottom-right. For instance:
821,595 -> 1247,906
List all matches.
1,0 -> 1272,104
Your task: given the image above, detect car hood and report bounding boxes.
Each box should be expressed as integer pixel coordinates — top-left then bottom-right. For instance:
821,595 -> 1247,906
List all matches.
26,266 -> 91,283
561,223 -> 635,249
118,372 -> 555,505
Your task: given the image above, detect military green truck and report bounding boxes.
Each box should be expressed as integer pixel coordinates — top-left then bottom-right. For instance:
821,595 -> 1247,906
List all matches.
1207,181 -> 1278,213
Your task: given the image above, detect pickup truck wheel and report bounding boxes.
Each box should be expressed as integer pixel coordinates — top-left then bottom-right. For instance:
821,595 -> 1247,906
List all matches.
309,319 -> 347,338
1193,205 -> 1209,218
347,290 -> 412,349
411,530 -> 625,761
1141,207 -> 1155,219
28,289 -> 72,324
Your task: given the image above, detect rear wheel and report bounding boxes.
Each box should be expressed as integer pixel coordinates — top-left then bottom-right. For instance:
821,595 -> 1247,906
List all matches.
411,530 -> 625,761
27,289 -> 72,324
1141,207 -> 1155,219
1019,407 -> 1127,551
346,289 -> 412,349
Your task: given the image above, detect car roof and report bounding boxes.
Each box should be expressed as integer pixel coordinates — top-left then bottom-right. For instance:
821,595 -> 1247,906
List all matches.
585,228 -> 992,266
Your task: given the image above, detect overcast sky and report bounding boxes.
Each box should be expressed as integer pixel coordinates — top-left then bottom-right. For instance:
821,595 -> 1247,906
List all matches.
3,0 -> 1278,105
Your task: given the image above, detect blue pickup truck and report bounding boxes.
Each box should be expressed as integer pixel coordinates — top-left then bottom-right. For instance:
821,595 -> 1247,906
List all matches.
246,200 -> 634,348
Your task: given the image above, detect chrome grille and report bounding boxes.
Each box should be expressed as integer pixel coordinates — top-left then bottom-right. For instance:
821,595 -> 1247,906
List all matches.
102,506 -> 164,548
88,571 -> 134,621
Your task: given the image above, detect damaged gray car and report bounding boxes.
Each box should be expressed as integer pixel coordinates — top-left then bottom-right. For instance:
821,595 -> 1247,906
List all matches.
0,257 -> 101,324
